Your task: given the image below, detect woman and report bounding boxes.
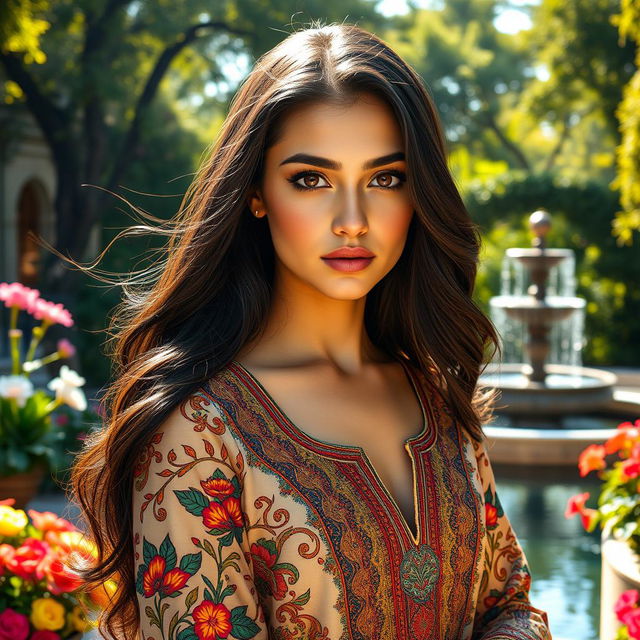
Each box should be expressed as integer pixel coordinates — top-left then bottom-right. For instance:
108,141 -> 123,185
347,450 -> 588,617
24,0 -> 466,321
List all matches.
69,22 -> 551,640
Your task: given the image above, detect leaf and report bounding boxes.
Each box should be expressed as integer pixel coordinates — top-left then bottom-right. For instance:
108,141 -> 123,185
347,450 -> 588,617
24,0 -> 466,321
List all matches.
143,538 -> 159,566
179,552 -> 202,575
185,586 -> 198,609
168,611 -> 180,639
174,488 -> 208,516
230,605 -> 262,639
159,533 -> 177,570
177,625 -> 198,640
182,445 -> 197,458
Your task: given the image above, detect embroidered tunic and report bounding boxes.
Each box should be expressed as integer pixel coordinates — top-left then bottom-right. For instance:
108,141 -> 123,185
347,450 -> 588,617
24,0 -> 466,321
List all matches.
132,360 -> 551,640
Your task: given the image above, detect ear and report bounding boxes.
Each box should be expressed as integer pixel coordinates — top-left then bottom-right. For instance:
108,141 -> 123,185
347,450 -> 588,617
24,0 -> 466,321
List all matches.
247,188 -> 267,218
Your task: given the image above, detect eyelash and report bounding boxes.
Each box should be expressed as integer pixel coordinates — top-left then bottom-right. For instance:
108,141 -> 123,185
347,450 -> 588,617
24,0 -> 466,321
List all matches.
287,170 -> 407,191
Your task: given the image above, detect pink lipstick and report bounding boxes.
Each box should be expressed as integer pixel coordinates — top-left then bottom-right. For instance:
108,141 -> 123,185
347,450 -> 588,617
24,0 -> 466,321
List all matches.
321,246 -> 376,272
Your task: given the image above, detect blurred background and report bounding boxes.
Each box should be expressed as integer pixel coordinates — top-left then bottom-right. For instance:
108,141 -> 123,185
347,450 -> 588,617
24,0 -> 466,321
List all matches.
0,1 -> 638,638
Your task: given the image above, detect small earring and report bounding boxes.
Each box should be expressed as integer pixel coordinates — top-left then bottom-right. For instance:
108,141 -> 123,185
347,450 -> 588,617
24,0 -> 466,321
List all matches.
254,210 -> 260,217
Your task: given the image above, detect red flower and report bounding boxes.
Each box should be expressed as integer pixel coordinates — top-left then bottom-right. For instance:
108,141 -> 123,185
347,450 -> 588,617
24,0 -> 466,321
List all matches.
192,600 -> 232,639
615,589 -> 640,624
6,538 -> 51,581
0,607 -> 30,640
44,556 -> 84,594
201,477 -> 235,500
142,555 -> 190,598
621,459 -> 640,480
29,631 -> 61,640
626,607 -> 640,639
251,542 -> 289,600
578,444 -> 606,477
485,503 -> 498,529
202,497 -> 244,533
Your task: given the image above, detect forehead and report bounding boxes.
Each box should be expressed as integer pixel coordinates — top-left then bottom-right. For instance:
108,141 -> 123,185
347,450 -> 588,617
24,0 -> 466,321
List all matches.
269,93 -> 403,158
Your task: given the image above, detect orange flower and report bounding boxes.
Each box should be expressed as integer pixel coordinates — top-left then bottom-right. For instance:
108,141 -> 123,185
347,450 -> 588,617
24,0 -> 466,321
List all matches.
485,503 -> 498,529
27,509 -> 77,534
578,444 -> 606,477
192,600 -> 233,639
605,429 -> 631,455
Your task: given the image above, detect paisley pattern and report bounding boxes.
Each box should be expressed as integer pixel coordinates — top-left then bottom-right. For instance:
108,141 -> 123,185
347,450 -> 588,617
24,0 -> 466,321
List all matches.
131,361 -> 552,640
399,544 -> 440,604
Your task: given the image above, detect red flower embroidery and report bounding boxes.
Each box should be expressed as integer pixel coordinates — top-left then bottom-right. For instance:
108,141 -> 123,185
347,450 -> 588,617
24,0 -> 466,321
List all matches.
251,541 -> 289,600
485,503 -> 498,529
201,477 -> 235,500
142,555 -> 190,597
203,497 -> 244,532
192,600 -> 233,639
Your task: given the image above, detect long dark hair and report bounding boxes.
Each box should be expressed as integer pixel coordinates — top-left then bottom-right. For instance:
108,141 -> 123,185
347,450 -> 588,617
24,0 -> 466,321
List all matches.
58,20 -> 499,639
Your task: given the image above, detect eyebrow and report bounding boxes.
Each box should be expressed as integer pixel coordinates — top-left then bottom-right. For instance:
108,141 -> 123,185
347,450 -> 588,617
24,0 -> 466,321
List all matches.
279,151 -> 405,171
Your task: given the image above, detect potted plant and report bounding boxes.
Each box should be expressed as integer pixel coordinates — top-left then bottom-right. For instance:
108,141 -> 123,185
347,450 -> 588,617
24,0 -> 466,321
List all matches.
565,418 -> 640,640
0,497 -> 116,639
0,282 -> 88,508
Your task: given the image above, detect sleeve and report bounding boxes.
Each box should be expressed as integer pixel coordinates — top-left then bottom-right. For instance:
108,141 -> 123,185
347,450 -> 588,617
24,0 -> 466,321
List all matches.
131,391 -> 269,640
470,435 -> 552,640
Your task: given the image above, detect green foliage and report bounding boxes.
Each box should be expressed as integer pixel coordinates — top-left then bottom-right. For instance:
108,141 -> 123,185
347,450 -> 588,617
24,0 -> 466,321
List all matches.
611,0 -> 640,244
464,171 -> 640,365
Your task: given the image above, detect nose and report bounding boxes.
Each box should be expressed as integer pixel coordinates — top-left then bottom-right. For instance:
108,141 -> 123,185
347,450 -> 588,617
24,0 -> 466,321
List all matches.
332,194 -> 369,238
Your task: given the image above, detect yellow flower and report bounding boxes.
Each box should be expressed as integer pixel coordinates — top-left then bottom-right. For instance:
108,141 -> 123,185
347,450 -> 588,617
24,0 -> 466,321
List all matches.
70,604 -> 93,632
30,597 -> 66,631
0,505 -> 28,536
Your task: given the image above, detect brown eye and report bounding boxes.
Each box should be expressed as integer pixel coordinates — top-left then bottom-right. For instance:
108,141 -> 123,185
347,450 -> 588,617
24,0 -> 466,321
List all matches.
370,170 -> 406,189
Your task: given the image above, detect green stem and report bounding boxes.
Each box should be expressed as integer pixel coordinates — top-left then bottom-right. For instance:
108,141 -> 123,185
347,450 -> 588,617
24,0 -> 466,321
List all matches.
9,306 -> 21,376
25,322 -> 50,364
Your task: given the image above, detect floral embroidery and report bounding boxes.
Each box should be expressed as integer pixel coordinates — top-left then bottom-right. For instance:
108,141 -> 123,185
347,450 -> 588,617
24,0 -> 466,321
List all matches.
399,543 -> 440,604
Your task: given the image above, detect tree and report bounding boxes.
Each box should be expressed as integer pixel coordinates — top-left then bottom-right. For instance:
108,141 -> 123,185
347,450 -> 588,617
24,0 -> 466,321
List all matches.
611,0 -> 640,245
0,0 -> 383,296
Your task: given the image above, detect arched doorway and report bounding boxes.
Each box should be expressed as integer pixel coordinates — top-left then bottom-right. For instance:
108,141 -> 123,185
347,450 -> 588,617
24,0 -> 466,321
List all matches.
17,180 -> 43,287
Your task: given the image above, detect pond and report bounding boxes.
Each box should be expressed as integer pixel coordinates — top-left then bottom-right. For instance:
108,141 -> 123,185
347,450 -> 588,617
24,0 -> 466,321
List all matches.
494,463 -> 603,640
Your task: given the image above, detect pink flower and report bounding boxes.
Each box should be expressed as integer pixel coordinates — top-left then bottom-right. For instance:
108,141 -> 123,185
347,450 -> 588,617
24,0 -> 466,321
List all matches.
0,607 -> 30,640
565,492 -> 590,518
615,589 -> 640,623
57,338 -> 76,359
29,299 -> 73,328
0,283 -> 40,312
29,632 -> 61,640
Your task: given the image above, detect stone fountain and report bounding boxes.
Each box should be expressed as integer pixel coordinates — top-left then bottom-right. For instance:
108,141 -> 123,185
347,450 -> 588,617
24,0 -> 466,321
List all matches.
480,210 -> 640,465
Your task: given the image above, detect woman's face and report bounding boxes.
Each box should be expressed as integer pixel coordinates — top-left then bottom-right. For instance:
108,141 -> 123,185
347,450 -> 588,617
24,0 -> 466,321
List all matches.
250,91 -> 414,301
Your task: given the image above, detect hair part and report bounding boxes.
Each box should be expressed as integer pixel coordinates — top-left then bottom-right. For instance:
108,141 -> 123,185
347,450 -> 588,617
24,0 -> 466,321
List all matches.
53,20 -> 499,638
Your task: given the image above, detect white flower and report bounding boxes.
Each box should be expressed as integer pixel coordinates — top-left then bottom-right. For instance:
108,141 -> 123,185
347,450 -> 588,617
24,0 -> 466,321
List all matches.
47,365 -> 87,411
0,375 -> 35,408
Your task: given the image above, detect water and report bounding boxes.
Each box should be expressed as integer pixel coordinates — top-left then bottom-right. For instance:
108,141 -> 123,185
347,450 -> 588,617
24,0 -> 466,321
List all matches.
495,465 -> 602,640
492,251 -> 586,368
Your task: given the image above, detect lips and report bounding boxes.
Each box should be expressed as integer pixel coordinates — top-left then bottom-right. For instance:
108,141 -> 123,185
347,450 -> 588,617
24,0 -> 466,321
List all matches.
321,246 -> 375,259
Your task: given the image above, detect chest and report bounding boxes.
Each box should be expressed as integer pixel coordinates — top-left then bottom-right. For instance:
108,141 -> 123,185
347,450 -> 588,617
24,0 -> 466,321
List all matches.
238,366 -> 425,538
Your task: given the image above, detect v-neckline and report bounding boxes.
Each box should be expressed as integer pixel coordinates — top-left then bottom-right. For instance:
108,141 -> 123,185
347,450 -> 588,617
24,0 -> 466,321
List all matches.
225,358 -> 436,545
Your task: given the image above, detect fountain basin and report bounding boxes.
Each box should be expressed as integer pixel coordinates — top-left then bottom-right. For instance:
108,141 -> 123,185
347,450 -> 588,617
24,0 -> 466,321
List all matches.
480,362 -> 617,414
491,295 -> 585,324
